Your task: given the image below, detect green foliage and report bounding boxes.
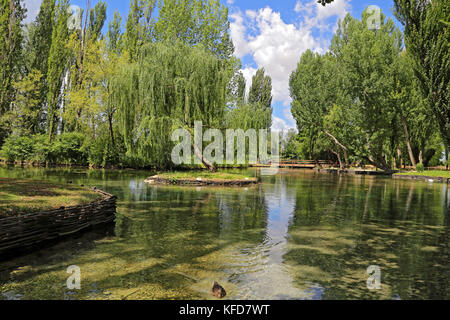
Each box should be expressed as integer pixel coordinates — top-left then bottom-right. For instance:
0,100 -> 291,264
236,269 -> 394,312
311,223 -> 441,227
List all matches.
416,163 -> 425,173
1,136 -> 34,162
88,1 -> 107,41
52,132 -> 87,164
0,0 -> 26,114
1,133 -> 87,165
47,0 -> 71,140
394,0 -> 450,150
288,7 -> 438,172
248,68 -> 273,113
112,41 -> 231,168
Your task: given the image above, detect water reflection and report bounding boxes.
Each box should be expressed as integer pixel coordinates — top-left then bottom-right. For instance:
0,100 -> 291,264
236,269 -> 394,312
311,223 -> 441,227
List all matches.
0,167 -> 448,300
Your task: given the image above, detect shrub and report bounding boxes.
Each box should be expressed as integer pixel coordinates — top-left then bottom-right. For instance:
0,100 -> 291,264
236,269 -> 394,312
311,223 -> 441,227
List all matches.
85,135 -> 117,168
32,134 -> 52,163
0,136 -> 34,162
416,163 -> 425,172
51,132 -> 87,165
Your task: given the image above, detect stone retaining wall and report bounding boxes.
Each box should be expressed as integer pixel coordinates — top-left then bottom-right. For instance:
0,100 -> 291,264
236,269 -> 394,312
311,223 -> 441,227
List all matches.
0,189 -> 117,256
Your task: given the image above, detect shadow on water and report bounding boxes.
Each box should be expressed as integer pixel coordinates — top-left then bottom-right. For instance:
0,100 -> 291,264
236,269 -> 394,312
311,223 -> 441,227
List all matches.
0,166 -> 448,300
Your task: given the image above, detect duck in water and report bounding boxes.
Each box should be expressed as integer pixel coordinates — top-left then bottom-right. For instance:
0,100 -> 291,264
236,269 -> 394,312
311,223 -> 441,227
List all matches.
211,282 -> 226,299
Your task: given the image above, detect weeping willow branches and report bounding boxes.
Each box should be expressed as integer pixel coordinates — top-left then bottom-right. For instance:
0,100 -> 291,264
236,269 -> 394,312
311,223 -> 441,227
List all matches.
113,41 -> 231,168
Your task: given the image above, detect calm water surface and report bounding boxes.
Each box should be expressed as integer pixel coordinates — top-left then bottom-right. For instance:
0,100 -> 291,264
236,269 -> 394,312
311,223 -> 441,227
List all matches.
0,167 -> 448,300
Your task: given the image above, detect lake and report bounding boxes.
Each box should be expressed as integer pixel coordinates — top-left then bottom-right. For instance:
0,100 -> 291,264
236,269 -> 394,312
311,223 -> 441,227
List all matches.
0,167 -> 448,300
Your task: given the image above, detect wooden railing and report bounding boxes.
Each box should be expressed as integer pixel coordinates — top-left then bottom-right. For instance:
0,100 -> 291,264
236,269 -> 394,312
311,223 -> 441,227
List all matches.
251,159 -> 334,168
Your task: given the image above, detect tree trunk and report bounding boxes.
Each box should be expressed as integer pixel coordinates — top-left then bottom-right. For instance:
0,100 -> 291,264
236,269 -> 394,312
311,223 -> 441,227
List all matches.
108,114 -> 115,149
330,149 -> 343,169
400,114 -> 416,167
396,148 -> 402,170
193,142 -> 216,172
324,130 -> 349,167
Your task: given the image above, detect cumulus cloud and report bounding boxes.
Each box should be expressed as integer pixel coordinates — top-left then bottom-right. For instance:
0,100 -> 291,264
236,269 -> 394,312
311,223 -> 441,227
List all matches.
230,0 -> 350,107
24,0 -> 42,24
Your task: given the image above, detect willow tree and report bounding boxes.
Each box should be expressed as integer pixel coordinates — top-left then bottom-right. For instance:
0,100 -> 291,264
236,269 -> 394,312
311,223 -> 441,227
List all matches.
114,41 -> 230,169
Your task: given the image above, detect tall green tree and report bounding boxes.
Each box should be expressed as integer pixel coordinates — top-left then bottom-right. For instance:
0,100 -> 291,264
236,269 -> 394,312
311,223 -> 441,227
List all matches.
0,0 -> 26,114
124,0 -> 157,61
228,70 -> 246,105
330,9 -> 403,171
247,68 -> 273,129
114,41 -> 230,169
394,0 -> 450,161
27,0 -> 56,133
154,0 -> 234,60
249,68 -> 272,110
107,11 -> 122,54
47,0 -> 71,141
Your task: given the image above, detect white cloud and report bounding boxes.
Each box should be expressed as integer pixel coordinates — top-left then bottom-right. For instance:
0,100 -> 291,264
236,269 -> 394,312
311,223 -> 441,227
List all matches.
230,0 -> 350,106
240,66 -> 257,98
272,115 -> 296,134
24,0 -> 42,24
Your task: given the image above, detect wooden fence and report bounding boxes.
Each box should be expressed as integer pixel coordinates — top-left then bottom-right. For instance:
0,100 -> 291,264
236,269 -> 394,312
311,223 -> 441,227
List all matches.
0,189 -> 117,257
251,160 -> 334,169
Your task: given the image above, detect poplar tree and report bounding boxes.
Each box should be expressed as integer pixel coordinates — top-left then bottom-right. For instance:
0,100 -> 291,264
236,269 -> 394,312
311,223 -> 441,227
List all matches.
0,0 -> 26,144
394,0 -> 450,162
248,68 -> 273,129
0,0 -> 26,114
28,0 -> 56,133
248,68 -> 273,110
47,0 -> 70,141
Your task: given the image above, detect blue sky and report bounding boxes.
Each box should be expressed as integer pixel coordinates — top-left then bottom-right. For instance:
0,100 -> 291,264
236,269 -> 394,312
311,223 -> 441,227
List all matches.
24,0 -> 403,132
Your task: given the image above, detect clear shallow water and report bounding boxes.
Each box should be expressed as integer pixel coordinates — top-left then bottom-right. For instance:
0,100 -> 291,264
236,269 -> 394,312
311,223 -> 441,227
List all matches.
0,166 -> 448,300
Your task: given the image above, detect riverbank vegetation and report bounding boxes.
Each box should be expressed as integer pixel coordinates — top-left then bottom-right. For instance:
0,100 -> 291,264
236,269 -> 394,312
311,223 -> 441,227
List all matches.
0,178 -> 101,215
0,0 -> 272,171
0,0 -> 448,173
286,1 -> 449,173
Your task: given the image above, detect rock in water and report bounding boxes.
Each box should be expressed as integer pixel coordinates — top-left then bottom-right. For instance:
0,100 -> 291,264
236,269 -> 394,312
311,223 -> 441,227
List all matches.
211,281 -> 226,298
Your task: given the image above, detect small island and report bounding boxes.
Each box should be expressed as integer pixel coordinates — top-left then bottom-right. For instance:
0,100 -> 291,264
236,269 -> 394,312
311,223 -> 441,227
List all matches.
145,171 -> 260,186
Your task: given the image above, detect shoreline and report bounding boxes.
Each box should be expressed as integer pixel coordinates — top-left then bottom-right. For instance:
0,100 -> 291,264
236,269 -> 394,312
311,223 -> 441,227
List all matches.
392,174 -> 450,184
3,161 -> 450,185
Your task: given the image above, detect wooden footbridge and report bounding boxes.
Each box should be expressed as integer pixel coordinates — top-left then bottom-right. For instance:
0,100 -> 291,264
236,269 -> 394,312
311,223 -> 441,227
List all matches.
251,160 -> 334,169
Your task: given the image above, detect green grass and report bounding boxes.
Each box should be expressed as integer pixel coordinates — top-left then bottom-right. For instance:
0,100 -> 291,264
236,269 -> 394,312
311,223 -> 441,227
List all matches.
0,178 -> 102,216
155,171 -> 255,181
395,170 -> 450,179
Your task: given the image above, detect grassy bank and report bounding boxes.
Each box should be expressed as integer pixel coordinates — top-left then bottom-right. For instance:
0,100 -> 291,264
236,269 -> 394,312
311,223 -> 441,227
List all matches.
395,171 -> 450,179
0,178 -> 102,216
156,171 -> 254,181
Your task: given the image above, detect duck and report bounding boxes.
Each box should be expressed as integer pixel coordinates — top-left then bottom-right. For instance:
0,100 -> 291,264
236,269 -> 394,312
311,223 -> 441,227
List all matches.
211,281 -> 226,299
